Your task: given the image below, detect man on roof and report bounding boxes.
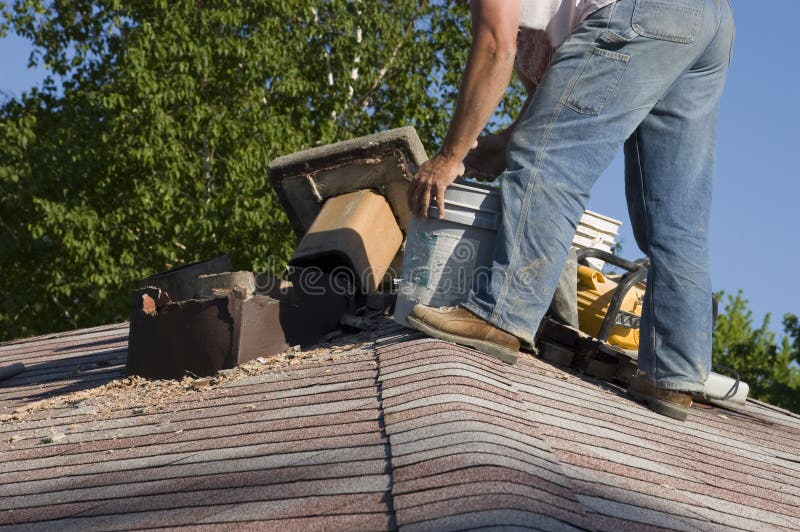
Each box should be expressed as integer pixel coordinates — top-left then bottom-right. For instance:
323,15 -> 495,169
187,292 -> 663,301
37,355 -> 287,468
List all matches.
406,0 -> 735,421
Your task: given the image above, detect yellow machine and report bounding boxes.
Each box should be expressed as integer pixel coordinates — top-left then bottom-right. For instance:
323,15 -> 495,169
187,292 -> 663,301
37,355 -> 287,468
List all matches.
577,265 -> 646,351
540,249 -> 741,401
574,249 -> 649,352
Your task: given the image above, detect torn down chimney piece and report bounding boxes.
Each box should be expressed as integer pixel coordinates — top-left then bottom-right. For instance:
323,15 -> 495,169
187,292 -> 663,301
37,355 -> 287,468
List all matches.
270,128 -> 430,295
268,126 -> 428,238
127,271 -> 348,379
290,189 -> 403,294
195,271 -> 257,300
137,255 -> 232,302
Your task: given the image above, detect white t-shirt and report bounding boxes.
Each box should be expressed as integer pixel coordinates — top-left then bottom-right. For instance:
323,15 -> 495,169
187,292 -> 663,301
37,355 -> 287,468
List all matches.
520,0 -> 618,47
512,0 -> 617,86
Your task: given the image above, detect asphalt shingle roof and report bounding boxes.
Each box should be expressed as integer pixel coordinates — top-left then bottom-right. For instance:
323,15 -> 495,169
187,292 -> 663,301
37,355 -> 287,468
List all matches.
1,319 -> 799,530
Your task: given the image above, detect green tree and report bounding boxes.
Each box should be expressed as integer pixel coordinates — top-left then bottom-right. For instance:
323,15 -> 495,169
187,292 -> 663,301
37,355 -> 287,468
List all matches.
0,1 -> 525,341
713,291 -> 800,412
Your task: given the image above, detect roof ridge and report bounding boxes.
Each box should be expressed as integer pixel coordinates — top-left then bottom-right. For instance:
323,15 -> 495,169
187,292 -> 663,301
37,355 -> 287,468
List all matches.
376,338 -> 596,530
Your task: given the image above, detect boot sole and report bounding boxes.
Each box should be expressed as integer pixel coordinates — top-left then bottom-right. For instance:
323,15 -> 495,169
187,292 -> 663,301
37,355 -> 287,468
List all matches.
627,387 -> 690,421
406,316 -> 519,365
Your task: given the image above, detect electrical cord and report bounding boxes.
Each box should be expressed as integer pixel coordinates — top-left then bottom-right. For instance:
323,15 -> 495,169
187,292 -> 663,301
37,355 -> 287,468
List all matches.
712,365 -> 741,401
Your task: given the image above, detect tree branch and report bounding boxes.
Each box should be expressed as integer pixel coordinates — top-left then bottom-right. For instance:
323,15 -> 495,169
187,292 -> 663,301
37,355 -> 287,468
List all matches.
334,10 -> 419,129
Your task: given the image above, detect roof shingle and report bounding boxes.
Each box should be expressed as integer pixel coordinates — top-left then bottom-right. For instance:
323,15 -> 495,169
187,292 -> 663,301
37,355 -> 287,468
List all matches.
1,320 -> 799,530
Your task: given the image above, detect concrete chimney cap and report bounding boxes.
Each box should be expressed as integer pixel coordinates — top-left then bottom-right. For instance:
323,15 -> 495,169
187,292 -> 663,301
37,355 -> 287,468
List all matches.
268,127 -> 429,238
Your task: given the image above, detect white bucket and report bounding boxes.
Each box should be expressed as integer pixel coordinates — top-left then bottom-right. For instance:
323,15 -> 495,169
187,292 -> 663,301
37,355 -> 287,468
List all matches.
395,180 -> 500,326
394,180 -> 622,325
574,210 -> 622,271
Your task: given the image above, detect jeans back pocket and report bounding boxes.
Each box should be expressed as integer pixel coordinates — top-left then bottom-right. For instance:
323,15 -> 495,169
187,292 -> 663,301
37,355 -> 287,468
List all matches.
563,47 -> 630,116
632,0 -> 704,44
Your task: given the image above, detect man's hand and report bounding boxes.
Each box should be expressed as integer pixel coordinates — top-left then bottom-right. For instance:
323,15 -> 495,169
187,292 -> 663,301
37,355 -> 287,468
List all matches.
463,132 -> 510,181
408,0 -> 518,218
407,0 -> 518,218
407,153 -> 465,219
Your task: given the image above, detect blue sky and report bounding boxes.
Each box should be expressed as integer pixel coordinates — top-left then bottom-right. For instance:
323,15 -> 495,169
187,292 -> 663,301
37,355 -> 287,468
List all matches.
1,0 -> 796,335
587,0 -> 799,336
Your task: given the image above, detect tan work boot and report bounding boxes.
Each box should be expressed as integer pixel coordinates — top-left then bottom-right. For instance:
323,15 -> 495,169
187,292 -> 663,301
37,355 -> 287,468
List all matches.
407,305 -> 521,364
627,372 -> 693,421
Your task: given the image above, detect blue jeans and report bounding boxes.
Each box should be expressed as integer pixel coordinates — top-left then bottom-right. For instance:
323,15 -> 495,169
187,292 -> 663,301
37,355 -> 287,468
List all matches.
462,0 -> 735,392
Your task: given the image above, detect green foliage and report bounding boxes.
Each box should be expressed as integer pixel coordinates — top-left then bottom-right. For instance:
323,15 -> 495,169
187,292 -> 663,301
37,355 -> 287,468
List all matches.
712,291 -> 800,413
1,2 -> 797,415
0,1 -> 524,340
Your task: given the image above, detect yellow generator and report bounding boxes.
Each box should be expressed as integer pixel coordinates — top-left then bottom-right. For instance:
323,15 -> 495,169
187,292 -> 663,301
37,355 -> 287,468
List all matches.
539,249 -> 739,401
575,249 -> 649,352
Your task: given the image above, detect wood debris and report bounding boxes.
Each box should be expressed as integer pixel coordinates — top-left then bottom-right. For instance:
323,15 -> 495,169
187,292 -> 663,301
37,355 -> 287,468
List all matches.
41,433 -> 65,444
0,319 -> 387,427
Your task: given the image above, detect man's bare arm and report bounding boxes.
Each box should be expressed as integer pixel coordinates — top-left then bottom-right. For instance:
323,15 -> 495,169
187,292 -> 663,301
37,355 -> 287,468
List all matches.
408,0 -> 519,218
442,0 -> 520,162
